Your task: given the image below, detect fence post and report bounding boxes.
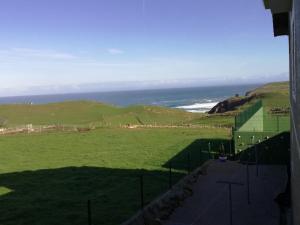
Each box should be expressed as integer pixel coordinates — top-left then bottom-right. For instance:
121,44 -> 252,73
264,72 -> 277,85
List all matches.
208,142 -> 211,159
251,136 -> 255,146
217,181 -> 244,225
169,162 -> 172,189
229,184 -> 233,225
140,175 -> 144,209
187,152 -> 191,174
255,141 -> 260,177
200,142 -> 202,164
229,139 -> 232,158
246,163 -> 250,204
87,200 -> 92,225
234,116 -> 237,128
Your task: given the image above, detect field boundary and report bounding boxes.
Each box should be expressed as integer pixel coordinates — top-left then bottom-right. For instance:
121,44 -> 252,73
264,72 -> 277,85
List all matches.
121,124 -> 232,129
0,123 -> 232,135
0,124 -> 94,135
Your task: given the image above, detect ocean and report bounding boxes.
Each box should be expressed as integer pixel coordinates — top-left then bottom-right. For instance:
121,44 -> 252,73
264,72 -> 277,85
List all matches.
0,84 -> 259,113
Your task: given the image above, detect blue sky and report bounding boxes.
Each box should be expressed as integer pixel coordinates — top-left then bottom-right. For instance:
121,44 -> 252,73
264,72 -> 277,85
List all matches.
0,0 -> 289,96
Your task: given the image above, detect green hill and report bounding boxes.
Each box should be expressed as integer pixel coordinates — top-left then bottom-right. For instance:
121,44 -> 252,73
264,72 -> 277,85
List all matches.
0,81 -> 290,128
0,101 -> 198,127
246,81 -> 290,109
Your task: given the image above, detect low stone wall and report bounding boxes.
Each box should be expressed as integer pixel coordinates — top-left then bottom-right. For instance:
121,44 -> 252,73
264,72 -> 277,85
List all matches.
0,125 -> 94,135
121,160 -> 212,225
121,124 -> 232,129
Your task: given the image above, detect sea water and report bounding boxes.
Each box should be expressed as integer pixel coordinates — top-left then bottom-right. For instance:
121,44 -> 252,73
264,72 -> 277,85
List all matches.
0,84 -> 259,113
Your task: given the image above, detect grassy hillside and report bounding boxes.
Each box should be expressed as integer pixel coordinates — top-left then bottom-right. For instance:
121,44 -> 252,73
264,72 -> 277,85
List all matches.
247,81 -> 290,109
0,101 -> 234,127
0,101 -> 191,126
0,82 -> 290,128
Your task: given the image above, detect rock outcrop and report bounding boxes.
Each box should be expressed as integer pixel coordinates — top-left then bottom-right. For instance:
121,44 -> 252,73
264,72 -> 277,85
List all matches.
208,94 -> 256,114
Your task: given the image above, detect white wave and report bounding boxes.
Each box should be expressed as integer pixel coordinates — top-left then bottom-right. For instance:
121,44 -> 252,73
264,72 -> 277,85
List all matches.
186,109 -> 208,113
175,102 -> 218,110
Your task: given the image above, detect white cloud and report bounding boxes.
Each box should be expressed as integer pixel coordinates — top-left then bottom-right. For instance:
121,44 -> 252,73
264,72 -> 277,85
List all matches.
0,48 -> 78,60
107,48 -> 124,55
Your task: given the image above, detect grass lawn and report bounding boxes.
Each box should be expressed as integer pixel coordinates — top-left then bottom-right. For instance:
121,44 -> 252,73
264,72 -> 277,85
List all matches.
0,127 -> 230,225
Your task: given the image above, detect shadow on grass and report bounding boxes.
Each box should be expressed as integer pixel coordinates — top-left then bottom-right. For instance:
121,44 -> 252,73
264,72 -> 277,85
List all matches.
163,138 -> 233,171
0,167 -> 185,225
239,131 -> 290,165
0,138 -> 236,225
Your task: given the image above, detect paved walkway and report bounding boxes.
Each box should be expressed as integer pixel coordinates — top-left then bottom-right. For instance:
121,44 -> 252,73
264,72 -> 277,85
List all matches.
163,160 -> 287,225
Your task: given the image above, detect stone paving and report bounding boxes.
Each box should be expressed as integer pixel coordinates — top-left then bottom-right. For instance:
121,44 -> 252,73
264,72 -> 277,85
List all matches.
163,160 -> 287,225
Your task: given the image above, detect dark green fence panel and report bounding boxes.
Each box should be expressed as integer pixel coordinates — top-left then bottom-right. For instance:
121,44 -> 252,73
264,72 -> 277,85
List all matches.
235,100 -> 262,130
233,131 -> 279,153
233,99 -> 290,154
263,116 -> 290,132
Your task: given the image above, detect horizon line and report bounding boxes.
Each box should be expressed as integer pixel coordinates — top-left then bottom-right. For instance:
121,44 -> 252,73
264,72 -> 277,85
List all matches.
0,81 -> 288,99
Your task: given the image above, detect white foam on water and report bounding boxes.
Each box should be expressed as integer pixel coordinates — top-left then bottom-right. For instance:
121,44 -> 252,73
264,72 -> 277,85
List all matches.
186,109 -> 208,113
175,102 -> 219,113
176,102 -> 218,109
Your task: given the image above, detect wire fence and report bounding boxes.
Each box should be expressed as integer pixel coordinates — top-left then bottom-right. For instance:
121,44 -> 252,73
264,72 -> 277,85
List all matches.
235,100 -> 262,130
263,116 -> 290,132
233,99 -> 290,153
238,132 -> 290,165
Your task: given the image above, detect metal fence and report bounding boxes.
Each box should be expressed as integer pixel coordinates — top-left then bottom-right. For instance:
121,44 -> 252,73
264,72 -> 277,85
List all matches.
233,100 -> 290,153
234,100 -> 262,130
263,116 -> 290,132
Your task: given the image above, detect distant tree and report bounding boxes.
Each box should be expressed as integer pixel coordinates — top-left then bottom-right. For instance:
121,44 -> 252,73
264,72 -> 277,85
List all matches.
235,94 -> 239,98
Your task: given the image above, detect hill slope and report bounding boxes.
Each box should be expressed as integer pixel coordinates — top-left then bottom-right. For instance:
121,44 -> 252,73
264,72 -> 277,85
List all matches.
246,81 -> 290,109
0,101 -> 203,127
0,82 -> 290,127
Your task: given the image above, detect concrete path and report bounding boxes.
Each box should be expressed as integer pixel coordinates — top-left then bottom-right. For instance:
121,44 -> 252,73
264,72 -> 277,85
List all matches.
163,160 -> 287,225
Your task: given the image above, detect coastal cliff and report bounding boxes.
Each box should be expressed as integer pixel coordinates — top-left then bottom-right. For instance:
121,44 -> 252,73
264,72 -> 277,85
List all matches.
208,81 -> 289,114
208,94 -> 256,114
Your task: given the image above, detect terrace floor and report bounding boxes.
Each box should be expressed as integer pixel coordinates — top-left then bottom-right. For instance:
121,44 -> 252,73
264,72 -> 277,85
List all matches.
163,160 -> 287,225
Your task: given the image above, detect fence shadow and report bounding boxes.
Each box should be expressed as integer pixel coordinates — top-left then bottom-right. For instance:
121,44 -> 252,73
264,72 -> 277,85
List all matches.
239,131 -> 290,164
0,167 -> 184,225
163,138 -> 233,171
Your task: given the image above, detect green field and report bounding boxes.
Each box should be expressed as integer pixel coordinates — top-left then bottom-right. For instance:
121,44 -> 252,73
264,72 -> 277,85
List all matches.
0,81 -> 290,225
0,127 -> 230,225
